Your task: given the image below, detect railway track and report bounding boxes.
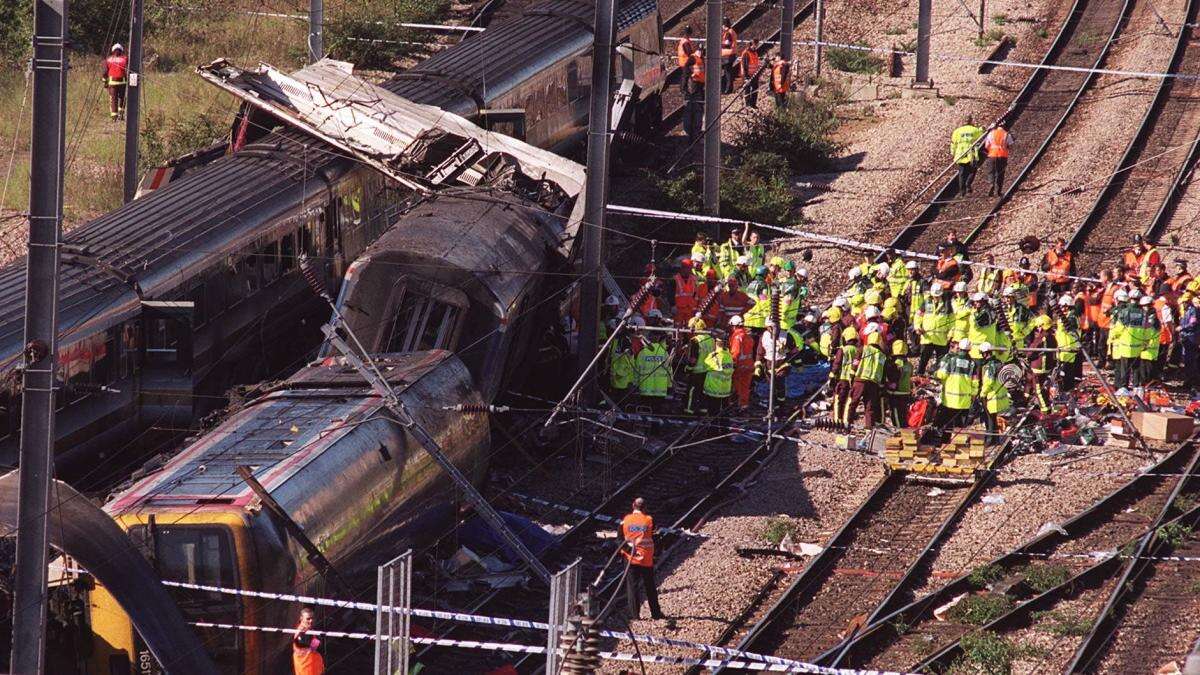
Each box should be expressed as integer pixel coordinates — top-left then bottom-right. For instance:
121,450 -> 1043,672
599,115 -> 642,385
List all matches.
903,439 -> 1200,673
414,419 -> 786,673
887,0 -> 1133,255
827,440 -> 1199,669
1066,0 -> 1200,268
706,429 -> 1024,668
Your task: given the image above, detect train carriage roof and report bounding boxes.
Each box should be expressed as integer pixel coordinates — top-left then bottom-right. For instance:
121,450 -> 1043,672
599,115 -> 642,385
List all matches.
381,0 -> 658,114
360,194 -> 553,317
106,350 -> 463,511
0,129 -> 351,360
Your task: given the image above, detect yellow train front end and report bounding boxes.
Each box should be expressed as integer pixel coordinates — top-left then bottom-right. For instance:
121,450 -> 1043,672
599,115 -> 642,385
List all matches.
87,510 -> 262,675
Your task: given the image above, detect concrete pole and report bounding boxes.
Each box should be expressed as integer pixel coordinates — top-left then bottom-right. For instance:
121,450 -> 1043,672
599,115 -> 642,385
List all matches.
577,0 -> 616,406
122,0 -> 143,203
703,0 -> 721,223
781,0 -> 796,68
309,0 -> 324,63
812,0 -> 823,77
979,0 -> 986,38
11,0 -> 68,670
915,0 -> 932,85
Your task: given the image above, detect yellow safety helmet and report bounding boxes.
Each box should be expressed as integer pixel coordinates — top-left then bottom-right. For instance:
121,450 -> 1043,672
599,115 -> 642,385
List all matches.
864,289 -> 882,306
841,326 -> 858,342
1035,314 -> 1052,329
826,307 -> 844,322
892,340 -> 907,356
687,316 -> 707,330
769,256 -> 786,268
850,293 -> 865,307
866,332 -> 882,346
882,306 -> 898,321
883,297 -> 899,309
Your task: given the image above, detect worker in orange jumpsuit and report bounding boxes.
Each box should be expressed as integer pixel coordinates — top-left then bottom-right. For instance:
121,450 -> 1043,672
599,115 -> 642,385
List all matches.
102,43 -> 128,121
729,315 -> 755,411
620,497 -> 665,620
293,608 -> 325,675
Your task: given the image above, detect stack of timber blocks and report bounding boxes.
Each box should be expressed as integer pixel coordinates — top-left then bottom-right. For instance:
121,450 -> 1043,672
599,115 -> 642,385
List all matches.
884,430 -> 985,475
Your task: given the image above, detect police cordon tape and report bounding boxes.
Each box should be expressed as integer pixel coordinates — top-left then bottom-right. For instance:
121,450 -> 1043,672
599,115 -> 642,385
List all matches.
507,492 -> 710,538
189,621 -> 915,674
160,580 -> 813,667
606,203 -> 1106,285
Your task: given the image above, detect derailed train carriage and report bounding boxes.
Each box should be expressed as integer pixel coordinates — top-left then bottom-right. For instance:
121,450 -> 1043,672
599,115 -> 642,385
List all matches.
80,194 -> 565,673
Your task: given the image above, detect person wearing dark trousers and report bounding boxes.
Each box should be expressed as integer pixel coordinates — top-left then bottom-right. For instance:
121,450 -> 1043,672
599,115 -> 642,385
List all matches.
621,498 -> 665,620
683,49 -> 707,144
739,40 -> 762,109
982,123 -> 1012,196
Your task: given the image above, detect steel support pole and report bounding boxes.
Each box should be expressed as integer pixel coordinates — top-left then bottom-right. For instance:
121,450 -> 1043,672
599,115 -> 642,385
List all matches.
11,0 -> 68,670
703,0 -> 722,223
122,0 -> 143,203
308,0 -> 324,63
578,0 -> 616,407
916,0 -> 932,84
811,0 -> 823,77
782,0 -> 796,67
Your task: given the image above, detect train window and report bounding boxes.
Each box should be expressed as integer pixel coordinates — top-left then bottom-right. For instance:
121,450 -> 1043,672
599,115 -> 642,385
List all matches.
259,241 -> 279,284
383,281 -> 467,353
119,322 -> 139,379
129,524 -> 241,670
340,183 -> 363,232
145,319 -> 181,366
280,233 -> 296,272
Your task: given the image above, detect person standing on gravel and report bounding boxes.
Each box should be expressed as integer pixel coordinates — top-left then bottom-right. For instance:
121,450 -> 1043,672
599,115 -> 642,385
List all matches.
739,39 -> 762,108
620,497 -> 666,620
982,122 -> 1012,196
950,115 -> 984,196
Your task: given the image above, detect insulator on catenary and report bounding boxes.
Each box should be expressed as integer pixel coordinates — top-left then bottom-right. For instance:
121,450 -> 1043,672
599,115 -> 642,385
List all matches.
298,254 -> 328,299
443,403 -> 510,413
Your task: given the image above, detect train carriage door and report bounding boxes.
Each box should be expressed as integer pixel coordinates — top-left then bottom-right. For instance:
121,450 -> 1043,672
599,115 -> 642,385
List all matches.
323,197 -> 345,278
139,300 -> 194,422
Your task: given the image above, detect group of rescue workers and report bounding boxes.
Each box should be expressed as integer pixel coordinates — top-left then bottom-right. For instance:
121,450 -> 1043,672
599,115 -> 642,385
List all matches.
676,22 -> 793,143
601,225 -> 1200,441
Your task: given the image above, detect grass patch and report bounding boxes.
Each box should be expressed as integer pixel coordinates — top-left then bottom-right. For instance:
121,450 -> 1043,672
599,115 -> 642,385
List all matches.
1022,564 -> 1071,593
943,95 -> 959,106
327,0 -> 450,69
1032,609 -> 1091,637
968,564 -> 1003,589
761,517 -> 797,546
959,631 -> 1015,674
948,594 -> 1012,626
826,42 -> 884,75
891,618 -> 911,636
656,152 -> 798,225
1035,26 -> 1050,39
1188,579 -> 1200,594
1171,495 -> 1198,515
885,26 -> 908,35
1158,522 -> 1193,547
992,12 -> 1008,24
973,29 -> 1007,47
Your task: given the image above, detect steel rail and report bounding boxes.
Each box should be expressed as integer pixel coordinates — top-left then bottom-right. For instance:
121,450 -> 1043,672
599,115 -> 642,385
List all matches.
824,439 -> 1198,667
881,0 -> 1128,255
1065,0 -> 1200,255
914,439 -> 1200,673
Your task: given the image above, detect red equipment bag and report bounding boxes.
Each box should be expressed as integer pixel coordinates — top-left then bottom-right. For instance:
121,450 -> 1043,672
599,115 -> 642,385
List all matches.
907,397 -> 931,428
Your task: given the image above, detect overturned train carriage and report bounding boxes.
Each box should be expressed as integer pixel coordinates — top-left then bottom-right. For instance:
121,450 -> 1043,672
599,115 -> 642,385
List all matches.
327,193 -> 563,402
87,350 -> 488,674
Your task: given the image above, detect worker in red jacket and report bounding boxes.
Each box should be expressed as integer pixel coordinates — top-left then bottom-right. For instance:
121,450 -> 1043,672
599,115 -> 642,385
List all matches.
620,497 -> 665,620
102,43 -> 128,120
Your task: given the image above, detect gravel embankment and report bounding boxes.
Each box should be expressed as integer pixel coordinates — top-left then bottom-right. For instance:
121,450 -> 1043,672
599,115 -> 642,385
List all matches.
602,434 -> 885,673
967,0 -> 1187,265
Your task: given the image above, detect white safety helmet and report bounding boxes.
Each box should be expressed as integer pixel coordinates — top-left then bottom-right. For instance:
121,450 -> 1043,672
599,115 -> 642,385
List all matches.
803,313 -> 816,323
953,281 -> 968,293
876,263 -> 891,275
1139,295 -> 1153,306
629,314 -> 646,327
978,341 -> 993,353
647,308 -> 664,319
736,255 -> 749,265
729,314 -> 744,326
863,322 -> 880,335
1129,288 -> 1142,299
1114,289 -> 1129,302
905,260 -> 918,270
1058,295 -> 1073,307
957,338 -> 971,350
833,297 -> 848,308
605,294 -> 620,307
971,292 -> 985,302
849,268 -> 862,279
1002,284 -> 1016,297
865,306 -> 880,318
111,43 -> 124,52
797,268 -> 808,278
691,252 -> 706,263
930,284 -> 945,297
